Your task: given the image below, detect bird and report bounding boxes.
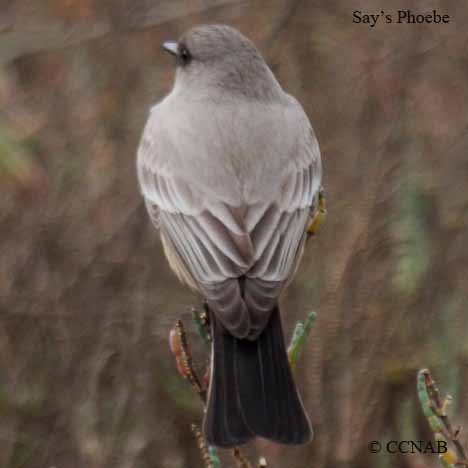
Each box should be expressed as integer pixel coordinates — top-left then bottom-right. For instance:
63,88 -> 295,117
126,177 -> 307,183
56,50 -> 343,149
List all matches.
136,24 -> 323,448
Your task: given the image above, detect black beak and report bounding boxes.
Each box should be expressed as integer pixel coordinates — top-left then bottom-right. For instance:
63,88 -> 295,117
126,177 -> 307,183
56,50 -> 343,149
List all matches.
163,41 -> 179,56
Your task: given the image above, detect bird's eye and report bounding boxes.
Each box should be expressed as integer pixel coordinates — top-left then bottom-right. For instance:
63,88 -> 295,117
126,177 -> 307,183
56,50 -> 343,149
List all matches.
178,45 -> 192,66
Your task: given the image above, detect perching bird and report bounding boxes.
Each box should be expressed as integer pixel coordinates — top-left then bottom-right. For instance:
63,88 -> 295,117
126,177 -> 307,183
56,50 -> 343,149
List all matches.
137,25 -> 323,447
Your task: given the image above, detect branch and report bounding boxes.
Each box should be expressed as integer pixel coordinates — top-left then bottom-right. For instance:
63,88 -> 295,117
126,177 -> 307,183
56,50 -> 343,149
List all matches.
288,311 -> 317,372
169,320 -> 206,402
192,424 -> 221,468
417,369 -> 468,468
233,448 -> 253,468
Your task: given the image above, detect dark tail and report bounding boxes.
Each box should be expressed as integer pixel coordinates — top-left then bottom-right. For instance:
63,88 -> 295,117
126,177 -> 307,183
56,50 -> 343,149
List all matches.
203,306 -> 312,447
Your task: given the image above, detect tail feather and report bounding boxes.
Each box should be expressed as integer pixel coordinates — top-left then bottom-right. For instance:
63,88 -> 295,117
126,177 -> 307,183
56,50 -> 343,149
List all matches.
203,306 -> 312,447
203,317 -> 254,447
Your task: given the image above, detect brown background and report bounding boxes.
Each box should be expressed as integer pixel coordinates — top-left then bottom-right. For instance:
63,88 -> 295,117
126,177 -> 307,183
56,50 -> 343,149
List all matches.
1,1 -> 468,467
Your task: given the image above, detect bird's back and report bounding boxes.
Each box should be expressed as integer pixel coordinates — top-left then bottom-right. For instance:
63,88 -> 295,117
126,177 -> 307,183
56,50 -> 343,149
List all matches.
144,92 -> 315,209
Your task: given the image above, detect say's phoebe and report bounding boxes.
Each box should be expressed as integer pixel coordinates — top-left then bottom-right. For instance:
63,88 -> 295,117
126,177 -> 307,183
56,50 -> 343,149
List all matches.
137,25 -> 323,448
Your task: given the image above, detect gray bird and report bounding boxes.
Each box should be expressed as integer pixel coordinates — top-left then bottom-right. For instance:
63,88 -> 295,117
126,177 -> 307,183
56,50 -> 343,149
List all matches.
137,24 -> 322,447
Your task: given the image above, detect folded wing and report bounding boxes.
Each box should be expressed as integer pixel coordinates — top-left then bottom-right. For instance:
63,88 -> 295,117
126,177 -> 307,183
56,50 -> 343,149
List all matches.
137,103 -> 321,339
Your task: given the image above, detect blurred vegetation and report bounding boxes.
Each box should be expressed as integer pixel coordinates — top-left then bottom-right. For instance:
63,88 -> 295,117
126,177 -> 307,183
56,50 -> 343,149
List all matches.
1,1 -> 468,467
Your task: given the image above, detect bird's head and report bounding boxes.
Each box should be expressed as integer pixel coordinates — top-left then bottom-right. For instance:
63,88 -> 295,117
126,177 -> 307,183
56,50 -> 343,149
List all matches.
162,24 -> 281,101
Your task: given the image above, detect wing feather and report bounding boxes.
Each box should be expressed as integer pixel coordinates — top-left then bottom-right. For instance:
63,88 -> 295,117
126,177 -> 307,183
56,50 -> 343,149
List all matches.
137,98 -> 321,338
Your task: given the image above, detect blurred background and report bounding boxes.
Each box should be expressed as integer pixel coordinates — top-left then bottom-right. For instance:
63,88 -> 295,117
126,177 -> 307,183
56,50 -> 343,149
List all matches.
1,1 -> 468,467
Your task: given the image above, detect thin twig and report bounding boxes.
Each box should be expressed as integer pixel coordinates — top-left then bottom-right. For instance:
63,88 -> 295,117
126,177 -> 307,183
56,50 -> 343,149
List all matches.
232,447 -> 253,468
170,320 -> 206,402
192,304 -> 212,348
418,369 -> 468,468
192,424 -> 219,468
288,311 -> 317,371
